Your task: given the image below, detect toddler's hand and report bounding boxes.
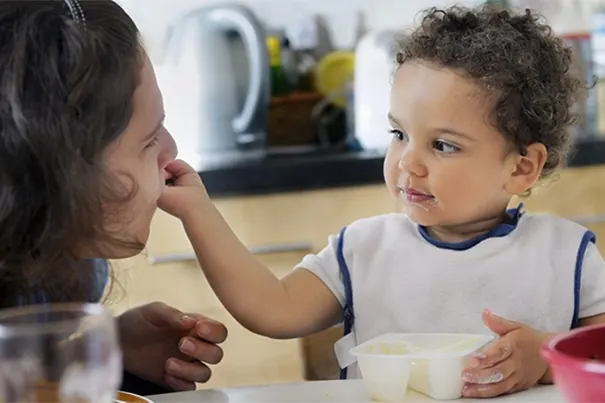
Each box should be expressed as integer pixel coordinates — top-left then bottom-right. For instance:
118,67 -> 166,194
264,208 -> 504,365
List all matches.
158,159 -> 209,220
461,309 -> 551,398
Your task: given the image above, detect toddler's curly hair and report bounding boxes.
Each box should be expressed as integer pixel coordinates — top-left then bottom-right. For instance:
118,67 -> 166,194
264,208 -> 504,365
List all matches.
397,5 -> 585,179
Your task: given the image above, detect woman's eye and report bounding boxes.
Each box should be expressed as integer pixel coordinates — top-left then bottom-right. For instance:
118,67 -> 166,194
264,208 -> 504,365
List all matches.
144,135 -> 159,150
389,129 -> 408,142
433,139 -> 460,154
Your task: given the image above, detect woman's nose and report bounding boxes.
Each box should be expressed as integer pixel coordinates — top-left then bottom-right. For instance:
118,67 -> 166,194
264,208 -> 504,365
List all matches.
159,130 -> 178,169
166,131 -> 178,161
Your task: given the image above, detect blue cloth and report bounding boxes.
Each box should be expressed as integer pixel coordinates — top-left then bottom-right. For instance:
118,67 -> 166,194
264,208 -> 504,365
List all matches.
16,258 -> 109,306
90,258 -> 109,302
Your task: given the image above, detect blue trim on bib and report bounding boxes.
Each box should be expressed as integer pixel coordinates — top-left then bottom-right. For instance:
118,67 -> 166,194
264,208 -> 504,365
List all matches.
418,204 -> 524,251
336,226 -> 354,380
572,230 -> 596,329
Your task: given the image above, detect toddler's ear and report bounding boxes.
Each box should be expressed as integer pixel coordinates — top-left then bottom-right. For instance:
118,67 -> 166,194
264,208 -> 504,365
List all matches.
504,142 -> 547,195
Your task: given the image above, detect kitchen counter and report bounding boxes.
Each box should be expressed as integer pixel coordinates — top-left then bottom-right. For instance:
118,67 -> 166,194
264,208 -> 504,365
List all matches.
197,138 -> 605,198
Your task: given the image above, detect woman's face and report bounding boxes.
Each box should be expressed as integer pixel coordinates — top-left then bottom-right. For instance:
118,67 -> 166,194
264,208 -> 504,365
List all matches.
102,55 -> 177,258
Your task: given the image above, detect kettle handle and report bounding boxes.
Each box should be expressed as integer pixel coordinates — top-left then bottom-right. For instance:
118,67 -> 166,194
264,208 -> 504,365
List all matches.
208,6 -> 269,134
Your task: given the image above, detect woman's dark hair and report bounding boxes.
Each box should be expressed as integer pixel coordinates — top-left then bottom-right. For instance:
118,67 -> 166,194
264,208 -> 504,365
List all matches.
397,5 -> 583,180
0,0 -> 143,307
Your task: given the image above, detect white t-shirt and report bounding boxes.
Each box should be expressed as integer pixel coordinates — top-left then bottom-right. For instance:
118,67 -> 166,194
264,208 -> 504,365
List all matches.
295,206 -> 605,378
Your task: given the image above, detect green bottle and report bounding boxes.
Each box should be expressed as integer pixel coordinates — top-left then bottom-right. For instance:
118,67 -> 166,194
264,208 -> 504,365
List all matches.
266,36 -> 291,97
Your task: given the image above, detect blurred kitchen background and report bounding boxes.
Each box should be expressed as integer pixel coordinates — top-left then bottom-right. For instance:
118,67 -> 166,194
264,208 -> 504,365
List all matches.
107,0 -> 605,390
112,0 -> 604,175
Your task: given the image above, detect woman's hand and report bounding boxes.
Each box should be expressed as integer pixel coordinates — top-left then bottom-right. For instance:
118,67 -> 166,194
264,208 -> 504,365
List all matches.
159,159 -> 210,220
118,302 -> 227,391
461,310 -> 552,398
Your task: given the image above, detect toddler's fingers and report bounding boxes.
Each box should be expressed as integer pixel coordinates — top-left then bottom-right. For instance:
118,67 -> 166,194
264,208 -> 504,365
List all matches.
462,373 -> 520,398
462,354 -> 516,384
468,338 -> 513,369
164,159 -> 203,187
165,159 -> 194,175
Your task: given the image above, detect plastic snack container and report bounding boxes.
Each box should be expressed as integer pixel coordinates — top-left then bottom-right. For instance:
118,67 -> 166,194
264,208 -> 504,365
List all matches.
350,333 -> 494,401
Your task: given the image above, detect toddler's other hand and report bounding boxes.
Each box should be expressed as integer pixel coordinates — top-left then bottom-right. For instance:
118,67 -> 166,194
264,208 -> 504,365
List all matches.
158,159 -> 209,220
461,309 -> 552,398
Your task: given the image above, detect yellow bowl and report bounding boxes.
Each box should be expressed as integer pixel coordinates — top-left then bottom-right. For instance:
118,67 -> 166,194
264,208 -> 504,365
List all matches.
315,51 -> 355,107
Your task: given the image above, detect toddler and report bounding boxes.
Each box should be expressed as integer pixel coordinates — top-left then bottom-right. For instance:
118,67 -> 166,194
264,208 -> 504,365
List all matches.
159,5 -> 605,398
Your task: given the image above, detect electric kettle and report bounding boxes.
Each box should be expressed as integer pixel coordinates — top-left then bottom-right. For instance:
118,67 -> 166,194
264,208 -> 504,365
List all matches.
159,4 -> 270,166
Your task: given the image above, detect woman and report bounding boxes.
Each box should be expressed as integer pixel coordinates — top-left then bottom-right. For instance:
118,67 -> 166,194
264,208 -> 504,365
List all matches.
0,0 -> 226,396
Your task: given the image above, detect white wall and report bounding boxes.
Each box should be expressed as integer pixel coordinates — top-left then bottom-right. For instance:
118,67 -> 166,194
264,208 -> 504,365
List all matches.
118,0 -> 592,64
120,0 -> 485,62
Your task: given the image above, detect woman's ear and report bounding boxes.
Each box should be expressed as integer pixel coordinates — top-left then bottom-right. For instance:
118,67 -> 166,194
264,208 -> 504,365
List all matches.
504,143 -> 547,195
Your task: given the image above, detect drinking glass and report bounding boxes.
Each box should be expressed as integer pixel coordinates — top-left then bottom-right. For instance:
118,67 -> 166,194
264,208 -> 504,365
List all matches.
0,303 -> 122,402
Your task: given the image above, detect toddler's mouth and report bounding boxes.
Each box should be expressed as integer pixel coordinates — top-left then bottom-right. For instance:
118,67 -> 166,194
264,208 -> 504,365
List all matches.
400,187 -> 435,204
398,187 -> 439,212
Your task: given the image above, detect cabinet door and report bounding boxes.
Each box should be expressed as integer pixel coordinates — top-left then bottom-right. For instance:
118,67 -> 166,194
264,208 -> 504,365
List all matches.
514,165 -> 605,251
106,255 -> 221,315
516,166 -> 605,218
142,184 -> 395,265
199,253 -> 306,389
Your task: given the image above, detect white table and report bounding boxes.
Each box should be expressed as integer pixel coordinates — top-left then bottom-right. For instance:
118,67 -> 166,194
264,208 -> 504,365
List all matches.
148,380 -> 564,402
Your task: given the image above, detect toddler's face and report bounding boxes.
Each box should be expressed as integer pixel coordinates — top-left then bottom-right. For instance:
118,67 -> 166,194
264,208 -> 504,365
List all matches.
384,61 -> 518,229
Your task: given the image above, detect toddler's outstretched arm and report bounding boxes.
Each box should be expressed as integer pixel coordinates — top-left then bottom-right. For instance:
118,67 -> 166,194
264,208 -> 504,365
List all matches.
183,200 -> 342,338
159,160 -> 342,339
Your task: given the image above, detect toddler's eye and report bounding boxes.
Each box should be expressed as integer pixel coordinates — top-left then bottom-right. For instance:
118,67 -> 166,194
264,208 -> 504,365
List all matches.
433,139 -> 460,153
389,129 -> 408,142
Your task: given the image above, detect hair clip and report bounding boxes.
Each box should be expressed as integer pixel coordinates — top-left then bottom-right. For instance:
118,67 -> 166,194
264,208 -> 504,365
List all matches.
64,0 -> 86,25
